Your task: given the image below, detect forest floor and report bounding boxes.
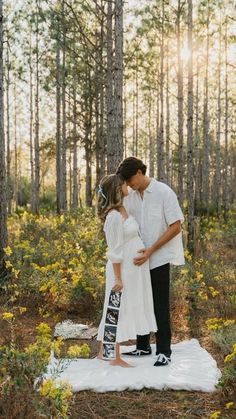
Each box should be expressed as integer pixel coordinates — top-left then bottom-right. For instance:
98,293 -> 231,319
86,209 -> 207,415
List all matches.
1,292 -> 234,419
0,215 -> 235,419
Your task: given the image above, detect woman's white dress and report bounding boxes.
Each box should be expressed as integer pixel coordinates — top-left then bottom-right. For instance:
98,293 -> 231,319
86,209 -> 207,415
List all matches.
97,210 -> 157,343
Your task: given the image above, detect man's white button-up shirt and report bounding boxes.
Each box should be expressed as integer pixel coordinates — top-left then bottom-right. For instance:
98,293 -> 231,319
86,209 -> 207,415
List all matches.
123,179 -> 185,269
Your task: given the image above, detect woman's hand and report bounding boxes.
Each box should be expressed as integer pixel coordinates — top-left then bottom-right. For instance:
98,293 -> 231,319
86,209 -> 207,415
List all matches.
112,278 -> 123,292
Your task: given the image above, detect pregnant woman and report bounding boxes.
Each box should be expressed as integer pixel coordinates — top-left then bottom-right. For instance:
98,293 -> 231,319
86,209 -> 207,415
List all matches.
96,174 -> 157,367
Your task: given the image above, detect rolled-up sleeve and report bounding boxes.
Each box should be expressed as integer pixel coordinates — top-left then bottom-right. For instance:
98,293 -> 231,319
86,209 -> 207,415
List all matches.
104,211 -> 124,263
164,188 -> 184,226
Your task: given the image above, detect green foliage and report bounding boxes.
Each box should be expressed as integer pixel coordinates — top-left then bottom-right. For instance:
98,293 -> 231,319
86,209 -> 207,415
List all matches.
174,214 -> 236,401
218,341 -> 236,399
3,209 -> 106,317
0,318 -> 73,419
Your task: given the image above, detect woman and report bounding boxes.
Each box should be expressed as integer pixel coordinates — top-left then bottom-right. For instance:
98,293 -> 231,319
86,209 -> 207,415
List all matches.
97,174 -> 157,367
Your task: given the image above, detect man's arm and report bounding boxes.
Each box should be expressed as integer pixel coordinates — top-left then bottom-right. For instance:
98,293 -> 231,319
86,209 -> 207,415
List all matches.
133,220 -> 181,266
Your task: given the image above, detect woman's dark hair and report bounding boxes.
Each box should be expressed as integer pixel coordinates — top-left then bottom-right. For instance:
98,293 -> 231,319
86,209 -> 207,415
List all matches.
116,157 -> 147,180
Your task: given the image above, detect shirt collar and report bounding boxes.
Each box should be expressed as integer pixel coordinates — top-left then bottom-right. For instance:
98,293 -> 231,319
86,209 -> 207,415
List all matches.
144,178 -> 154,193
134,178 -> 154,195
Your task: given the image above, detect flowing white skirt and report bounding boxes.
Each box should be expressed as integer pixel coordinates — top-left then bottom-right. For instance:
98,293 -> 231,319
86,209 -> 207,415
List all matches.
97,236 -> 157,342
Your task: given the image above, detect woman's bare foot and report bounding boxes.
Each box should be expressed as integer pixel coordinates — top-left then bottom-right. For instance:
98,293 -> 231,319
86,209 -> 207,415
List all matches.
109,358 -> 134,368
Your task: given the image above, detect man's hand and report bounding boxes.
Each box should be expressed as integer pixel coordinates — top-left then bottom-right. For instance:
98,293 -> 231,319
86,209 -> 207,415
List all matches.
133,247 -> 153,266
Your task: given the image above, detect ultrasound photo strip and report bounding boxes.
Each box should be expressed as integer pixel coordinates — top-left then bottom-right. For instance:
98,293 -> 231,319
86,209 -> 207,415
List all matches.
102,343 -> 115,359
108,290 -> 122,308
102,290 -> 122,359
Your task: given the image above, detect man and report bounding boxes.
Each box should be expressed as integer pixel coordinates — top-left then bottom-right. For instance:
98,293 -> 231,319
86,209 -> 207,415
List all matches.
116,157 -> 185,367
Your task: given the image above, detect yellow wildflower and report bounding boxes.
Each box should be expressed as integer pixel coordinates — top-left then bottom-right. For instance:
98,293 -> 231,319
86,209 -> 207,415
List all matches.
210,411 -> 221,419
67,345 -> 83,358
2,312 -> 14,321
208,286 -> 219,297
224,353 -> 234,363
52,337 -> 64,357
223,319 -> 235,327
195,271 -> 203,280
3,246 -> 12,256
198,291 -> 208,301
184,250 -> 192,261
36,323 -> 51,337
79,343 -> 90,358
39,379 -> 56,397
225,402 -> 234,409
5,260 -> 13,269
19,307 -> 27,314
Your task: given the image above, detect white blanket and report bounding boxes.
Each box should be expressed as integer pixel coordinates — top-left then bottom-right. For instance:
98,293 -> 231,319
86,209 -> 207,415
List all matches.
46,339 -> 221,393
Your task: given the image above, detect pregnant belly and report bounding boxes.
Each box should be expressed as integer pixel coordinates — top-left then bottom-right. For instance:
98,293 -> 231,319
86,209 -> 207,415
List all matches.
123,236 -> 145,262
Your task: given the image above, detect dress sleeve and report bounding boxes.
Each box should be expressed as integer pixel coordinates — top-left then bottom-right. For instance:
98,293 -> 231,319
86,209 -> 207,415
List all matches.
164,187 -> 184,226
104,211 -> 124,263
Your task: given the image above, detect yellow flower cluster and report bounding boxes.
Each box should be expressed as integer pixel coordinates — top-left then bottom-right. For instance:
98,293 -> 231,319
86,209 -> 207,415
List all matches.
198,291 -> 208,301
208,286 -> 219,297
225,401 -> 234,409
19,306 -> 27,314
205,318 -> 235,331
224,343 -> 236,363
39,378 -> 73,415
67,343 -> 90,359
2,312 -> 14,321
184,249 -> 192,261
3,246 -> 12,256
195,271 -> 204,280
35,322 -> 51,337
210,411 -> 221,419
52,337 -> 64,357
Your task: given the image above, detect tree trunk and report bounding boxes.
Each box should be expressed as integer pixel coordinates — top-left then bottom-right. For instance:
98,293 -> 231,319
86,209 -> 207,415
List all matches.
214,18 -> 222,214
56,20 -> 61,214
223,16 -> 229,220
85,69 -> 93,206
33,0 -> 40,214
0,0 -> 7,275
72,85 -> 78,209
165,37 -> 170,184
157,0 -> 165,182
194,58 -> 200,206
135,52 -> 138,156
29,25 -> 34,213
106,0 -> 114,173
155,69 -> 160,178
6,41 -> 11,214
123,76 -> 127,158
95,1 -> 105,186
61,0 -> 67,212
202,1 -> 210,210
108,0 -> 123,172
148,95 -> 154,177
14,79 -> 18,210
186,0 -> 194,253
132,75 -> 135,155
177,0 -> 184,204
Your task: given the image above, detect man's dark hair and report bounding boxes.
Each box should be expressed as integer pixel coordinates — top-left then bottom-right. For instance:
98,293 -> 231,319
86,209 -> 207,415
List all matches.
116,157 -> 147,180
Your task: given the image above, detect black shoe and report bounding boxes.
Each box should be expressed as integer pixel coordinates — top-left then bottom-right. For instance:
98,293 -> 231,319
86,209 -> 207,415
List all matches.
154,353 -> 171,366
122,347 -> 152,356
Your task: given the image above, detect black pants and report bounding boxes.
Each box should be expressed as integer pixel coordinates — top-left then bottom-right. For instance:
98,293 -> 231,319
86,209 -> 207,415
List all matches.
137,263 -> 171,357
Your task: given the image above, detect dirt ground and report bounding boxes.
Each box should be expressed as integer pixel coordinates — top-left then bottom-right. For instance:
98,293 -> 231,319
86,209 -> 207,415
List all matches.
1,305 -> 235,419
